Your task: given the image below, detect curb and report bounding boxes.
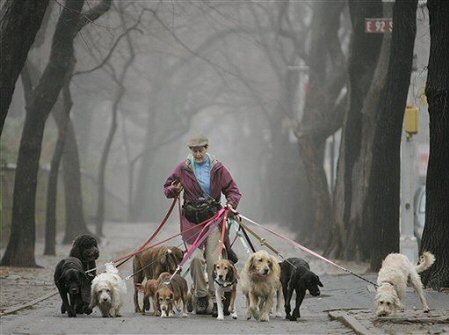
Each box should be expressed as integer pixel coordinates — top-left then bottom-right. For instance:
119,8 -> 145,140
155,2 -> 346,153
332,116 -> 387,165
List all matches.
328,310 -> 386,335
0,290 -> 58,317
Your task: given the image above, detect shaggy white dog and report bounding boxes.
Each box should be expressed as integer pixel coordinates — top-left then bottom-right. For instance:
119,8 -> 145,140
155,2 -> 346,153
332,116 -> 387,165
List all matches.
375,252 -> 435,317
89,263 -> 127,317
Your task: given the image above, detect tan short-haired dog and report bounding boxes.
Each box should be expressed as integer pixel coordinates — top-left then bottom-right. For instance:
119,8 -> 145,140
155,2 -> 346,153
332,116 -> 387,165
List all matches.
135,272 -> 170,315
240,250 -> 282,322
154,274 -> 189,318
133,246 -> 184,313
213,259 -> 239,320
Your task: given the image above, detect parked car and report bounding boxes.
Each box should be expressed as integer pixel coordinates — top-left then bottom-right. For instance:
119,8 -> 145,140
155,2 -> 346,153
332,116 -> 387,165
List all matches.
413,185 -> 426,248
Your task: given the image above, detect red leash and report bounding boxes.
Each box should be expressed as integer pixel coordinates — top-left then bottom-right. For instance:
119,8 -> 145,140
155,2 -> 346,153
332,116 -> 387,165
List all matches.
115,196 -> 178,267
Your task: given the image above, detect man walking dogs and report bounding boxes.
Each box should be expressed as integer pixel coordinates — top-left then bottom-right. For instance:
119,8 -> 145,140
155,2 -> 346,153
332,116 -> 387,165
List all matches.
164,136 -> 241,315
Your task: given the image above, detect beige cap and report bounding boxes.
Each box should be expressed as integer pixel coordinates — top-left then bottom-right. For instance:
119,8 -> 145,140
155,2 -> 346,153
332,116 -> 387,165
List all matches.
187,135 -> 209,148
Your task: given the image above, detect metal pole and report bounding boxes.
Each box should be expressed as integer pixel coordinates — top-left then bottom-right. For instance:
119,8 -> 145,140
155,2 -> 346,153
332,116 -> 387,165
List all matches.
400,131 -> 418,262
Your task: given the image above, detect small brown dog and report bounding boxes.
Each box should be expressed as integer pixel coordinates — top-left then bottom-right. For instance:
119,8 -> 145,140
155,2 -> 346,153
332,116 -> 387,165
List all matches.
213,258 -> 239,320
133,246 -> 184,313
135,272 -> 170,315
154,274 -> 189,318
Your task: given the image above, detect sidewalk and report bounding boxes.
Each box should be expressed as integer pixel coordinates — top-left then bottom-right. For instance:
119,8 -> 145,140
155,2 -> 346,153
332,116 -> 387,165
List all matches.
1,221 -> 448,334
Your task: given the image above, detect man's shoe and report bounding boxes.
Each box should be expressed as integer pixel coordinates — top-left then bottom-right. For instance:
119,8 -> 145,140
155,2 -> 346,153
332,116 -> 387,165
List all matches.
195,296 -> 209,315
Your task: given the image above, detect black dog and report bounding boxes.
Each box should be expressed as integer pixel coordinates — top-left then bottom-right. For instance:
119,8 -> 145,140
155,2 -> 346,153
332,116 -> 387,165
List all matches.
69,234 -> 99,276
54,257 -> 92,317
280,257 -> 323,321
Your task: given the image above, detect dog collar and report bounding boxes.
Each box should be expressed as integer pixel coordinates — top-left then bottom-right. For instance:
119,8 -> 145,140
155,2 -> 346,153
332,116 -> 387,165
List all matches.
214,278 -> 237,288
380,281 -> 395,287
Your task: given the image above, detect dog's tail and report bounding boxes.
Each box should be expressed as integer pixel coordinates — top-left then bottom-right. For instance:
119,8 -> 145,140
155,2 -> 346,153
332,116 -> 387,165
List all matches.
105,262 -> 119,274
415,251 -> 435,273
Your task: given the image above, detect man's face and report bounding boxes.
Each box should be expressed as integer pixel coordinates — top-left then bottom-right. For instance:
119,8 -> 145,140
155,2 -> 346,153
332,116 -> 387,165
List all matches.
190,146 -> 207,163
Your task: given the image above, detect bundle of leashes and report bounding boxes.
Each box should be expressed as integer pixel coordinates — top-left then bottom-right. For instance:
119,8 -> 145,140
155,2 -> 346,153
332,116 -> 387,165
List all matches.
88,196 -> 377,288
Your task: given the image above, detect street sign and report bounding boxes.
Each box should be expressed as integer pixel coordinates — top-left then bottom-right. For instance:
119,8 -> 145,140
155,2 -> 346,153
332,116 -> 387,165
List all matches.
365,18 -> 393,33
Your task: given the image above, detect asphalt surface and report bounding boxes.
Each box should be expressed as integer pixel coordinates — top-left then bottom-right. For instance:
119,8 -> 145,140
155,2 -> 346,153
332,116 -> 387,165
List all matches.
2,222 -> 448,334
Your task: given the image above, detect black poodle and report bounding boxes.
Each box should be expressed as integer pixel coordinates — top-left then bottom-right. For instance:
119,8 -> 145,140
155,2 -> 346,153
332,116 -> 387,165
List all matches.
280,257 -> 323,321
54,257 -> 92,317
69,234 -> 99,276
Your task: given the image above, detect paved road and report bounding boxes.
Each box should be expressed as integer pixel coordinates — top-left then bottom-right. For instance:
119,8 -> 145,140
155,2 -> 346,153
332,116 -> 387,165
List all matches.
2,222 -> 448,334
1,269 -> 356,334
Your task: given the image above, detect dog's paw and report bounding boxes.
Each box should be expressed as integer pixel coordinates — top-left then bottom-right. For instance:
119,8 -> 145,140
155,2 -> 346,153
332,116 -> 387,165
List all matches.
182,313 -> 188,318
276,312 -> 282,318
231,311 -> 237,319
68,309 -> 77,318
217,315 -> 224,321
289,315 -> 298,321
84,307 -> 93,315
423,306 -> 430,313
259,313 -> 269,322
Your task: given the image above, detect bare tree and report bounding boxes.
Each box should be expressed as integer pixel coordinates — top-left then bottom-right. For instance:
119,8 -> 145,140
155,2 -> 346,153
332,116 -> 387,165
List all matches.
1,0 -> 112,267
420,0 -> 449,290
95,3 -> 142,236
0,0 -> 49,135
368,0 -> 418,270
290,1 -> 347,248
328,0 -> 384,260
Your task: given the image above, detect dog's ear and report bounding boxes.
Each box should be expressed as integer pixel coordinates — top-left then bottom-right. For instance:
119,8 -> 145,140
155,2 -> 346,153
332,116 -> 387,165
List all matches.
212,263 -> 217,279
232,264 -> 240,280
109,282 -> 117,305
174,248 -> 184,263
393,296 -> 401,309
317,279 -> 323,287
225,264 -> 232,282
248,254 -> 256,271
160,251 -> 167,264
169,292 -> 174,300
226,263 -> 238,282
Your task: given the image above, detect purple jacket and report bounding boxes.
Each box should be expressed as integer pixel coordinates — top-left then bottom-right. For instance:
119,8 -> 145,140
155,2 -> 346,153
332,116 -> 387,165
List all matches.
164,157 -> 241,244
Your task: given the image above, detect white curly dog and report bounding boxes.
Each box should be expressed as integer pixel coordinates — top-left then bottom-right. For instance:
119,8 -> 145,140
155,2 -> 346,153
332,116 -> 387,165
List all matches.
89,263 -> 127,317
375,251 -> 435,317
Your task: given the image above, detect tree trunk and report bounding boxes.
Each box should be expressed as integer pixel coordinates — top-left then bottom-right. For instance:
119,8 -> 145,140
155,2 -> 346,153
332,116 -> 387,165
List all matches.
95,88 -> 121,236
0,0 -> 84,267
0,0 -> 49,134
329,0 -> 383,260
368,0 -> 417,271
45,81 -> 73,254
61,114 -> 92,244
296,1 -> 345,248
420,0 -> 449,290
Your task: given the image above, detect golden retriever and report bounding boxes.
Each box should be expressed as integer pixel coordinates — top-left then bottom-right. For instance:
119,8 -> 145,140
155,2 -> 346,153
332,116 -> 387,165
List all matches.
240,250 -> 282,322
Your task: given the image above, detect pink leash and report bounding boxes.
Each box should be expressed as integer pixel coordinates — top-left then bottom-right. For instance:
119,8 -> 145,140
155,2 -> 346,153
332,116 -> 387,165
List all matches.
230,208 -> 378,287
